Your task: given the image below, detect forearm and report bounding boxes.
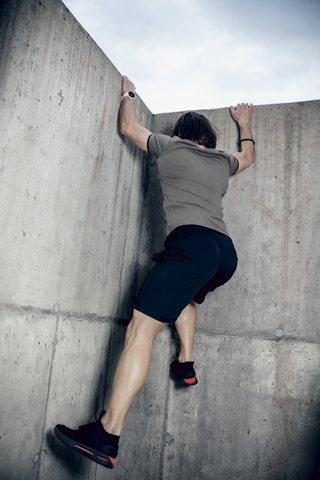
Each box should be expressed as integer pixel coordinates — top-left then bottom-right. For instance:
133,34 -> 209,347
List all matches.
119,97 -> 137,136
118,76 -> 152,152
238,120 -> 253,142
238,120 -> 255,162
230,103 -> 255,173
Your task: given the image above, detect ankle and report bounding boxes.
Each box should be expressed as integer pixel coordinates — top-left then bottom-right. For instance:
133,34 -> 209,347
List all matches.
178,353 -> 194,363
100,413 -> 122,437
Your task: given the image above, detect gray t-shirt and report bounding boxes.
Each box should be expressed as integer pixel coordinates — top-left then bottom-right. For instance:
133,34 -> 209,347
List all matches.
148,134 -> 239,238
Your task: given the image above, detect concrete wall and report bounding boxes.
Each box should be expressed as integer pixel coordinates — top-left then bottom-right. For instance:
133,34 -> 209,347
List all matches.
153,104 -> 320,480
1,0 -> 320,479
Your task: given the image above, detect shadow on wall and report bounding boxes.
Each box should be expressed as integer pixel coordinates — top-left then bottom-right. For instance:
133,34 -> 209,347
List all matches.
47,429 -> 90,477
308,383 -> 320,480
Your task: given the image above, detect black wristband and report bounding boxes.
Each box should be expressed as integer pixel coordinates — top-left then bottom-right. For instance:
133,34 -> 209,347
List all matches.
238,138 -> 255,146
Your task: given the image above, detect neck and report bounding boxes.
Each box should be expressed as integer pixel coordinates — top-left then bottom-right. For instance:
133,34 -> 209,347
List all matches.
194,142 -> 206,149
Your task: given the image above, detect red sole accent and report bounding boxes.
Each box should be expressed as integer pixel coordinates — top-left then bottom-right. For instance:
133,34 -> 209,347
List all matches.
184,377 -> 196,385
76,445 -> 94,455
98,455 -> 116,467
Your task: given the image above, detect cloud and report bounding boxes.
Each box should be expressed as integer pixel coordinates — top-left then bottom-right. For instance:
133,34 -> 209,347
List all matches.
63,0 -> 320,113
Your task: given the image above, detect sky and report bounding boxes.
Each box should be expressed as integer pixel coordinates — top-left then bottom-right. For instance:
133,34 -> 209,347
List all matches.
62,0 -> 320,114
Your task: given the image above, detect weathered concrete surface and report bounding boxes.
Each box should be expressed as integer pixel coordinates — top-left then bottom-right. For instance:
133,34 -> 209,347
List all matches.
0,308 -> 58,480
163,334 -> 320,480
1,0 -> 320,479
0,0 -> 154,318
38,314 -> 113,479
0,308 -> 113,480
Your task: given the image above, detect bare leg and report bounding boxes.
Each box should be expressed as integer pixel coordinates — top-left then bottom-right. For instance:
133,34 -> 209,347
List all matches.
174,301 -> 197,362
101,309 -> 165,436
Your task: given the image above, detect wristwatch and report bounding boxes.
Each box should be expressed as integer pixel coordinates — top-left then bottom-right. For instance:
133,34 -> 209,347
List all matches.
122,91 -> 136,100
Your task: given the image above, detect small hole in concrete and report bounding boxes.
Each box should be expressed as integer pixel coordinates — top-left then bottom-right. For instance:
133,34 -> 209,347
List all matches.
275,328 -> 284,338
53,303 -> 60,313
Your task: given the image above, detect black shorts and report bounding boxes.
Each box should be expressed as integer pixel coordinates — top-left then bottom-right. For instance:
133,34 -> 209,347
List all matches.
134,225 -> 238,324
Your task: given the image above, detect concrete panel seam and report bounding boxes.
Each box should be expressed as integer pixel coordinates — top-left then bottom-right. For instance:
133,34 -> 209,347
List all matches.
156,368 -> 171,480
195,326 -> 320,344
0,302 -> 125,324
0,302 -> 57,317
35,316 -> 59,480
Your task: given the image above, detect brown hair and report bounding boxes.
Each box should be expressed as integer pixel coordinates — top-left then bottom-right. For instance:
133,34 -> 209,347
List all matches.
171,112 -> 218,149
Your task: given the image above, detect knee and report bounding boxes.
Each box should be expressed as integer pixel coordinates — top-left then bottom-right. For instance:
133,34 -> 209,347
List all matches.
124,323 -> 142,351
125,317 -> 140,344
179,301 -> 197,321
124,310 -> 163,345
186,300 -> 196,315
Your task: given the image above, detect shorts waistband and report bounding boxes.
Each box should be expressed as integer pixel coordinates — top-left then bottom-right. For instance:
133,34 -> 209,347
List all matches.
164,224 -> 230,247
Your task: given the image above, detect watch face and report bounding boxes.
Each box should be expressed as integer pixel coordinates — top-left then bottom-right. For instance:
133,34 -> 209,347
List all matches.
128,91 -> 135,98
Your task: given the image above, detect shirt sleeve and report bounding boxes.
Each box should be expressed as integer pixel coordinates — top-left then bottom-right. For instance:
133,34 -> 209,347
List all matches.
147,134 -> 172,156
229,154 -> 239,176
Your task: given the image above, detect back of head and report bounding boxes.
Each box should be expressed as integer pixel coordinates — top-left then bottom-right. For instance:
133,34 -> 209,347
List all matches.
171,112 -> 218,149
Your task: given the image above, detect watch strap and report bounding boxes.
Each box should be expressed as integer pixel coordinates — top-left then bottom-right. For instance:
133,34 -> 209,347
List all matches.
122,91 -> 136,100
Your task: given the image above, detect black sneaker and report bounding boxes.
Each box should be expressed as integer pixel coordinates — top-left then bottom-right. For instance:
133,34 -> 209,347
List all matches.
170,359 -> 198,386
54,411 -> 118,469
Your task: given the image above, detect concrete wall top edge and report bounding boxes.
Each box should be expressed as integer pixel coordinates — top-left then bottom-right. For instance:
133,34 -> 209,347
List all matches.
154,98 -> 320,118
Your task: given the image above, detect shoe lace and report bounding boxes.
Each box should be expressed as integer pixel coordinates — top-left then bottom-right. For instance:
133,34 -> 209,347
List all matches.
79,422 -> 97,432
79,411 -> 106,432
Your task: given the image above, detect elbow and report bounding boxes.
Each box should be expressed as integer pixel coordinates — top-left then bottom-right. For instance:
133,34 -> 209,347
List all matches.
120,118 -> 136,139
246,150 -> 255,167
120,121 -> 128,137
244,153 -> 255,169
